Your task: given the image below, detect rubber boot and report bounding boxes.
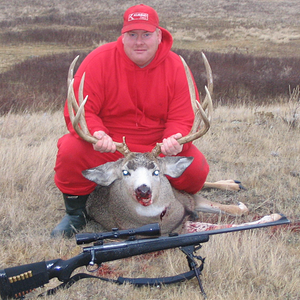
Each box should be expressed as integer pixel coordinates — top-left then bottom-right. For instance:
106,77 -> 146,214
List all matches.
51,194 -> 89,238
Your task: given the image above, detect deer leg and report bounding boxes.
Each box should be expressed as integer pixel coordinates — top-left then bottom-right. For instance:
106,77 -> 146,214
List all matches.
203,180 -> 246,191
193,194 -> 249,216
184,213 -> 282,233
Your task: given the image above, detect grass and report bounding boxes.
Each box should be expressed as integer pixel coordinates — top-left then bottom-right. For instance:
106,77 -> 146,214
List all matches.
0,0 -> 300,299
0,104 -> 299,299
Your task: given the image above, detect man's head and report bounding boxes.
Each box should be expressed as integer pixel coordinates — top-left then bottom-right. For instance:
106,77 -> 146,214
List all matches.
122,4 -> 159,34
122,4 -> 162,67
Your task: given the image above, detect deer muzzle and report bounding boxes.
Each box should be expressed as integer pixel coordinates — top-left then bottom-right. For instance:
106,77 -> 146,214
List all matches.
135,184 -> 152,206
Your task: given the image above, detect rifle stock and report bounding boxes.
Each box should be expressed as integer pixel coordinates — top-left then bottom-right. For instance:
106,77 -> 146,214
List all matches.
0,214 -> 290,299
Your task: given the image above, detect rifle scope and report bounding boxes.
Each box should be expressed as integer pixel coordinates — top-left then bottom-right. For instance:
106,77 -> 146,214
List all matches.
76,223 -> 161,245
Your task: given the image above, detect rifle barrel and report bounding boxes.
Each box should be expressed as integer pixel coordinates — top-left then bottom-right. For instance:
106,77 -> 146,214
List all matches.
89,233 -> 210,264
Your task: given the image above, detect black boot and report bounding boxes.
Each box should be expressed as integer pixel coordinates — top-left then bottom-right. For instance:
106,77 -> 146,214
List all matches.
51,194 -> 89,238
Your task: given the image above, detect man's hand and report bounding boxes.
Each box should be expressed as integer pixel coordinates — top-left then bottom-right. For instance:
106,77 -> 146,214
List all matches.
93,131 -> 116,153
161,133 -> 183,156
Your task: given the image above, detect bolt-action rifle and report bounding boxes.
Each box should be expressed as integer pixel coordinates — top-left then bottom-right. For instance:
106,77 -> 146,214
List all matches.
0,214 -> 290,299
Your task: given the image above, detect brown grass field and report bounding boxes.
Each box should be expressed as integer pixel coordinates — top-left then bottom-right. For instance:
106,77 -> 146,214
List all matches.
0,0 -> 300,299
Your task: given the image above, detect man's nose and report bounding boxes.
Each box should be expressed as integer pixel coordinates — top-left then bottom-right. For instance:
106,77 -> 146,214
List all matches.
136,34 -> 144,44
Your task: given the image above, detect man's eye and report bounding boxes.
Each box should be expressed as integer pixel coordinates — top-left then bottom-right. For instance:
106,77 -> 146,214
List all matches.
122,170 -> 131,176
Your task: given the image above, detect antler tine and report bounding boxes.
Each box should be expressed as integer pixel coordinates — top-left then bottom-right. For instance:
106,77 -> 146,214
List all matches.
179,54 -> 213,134
67,55 -> 79,89
201,52 -> 213,112
151,54 -> 213,157
177,85 -> 212,144
179,55 -> 197,113
67,56 -> 131,156
180,55 -> 200,134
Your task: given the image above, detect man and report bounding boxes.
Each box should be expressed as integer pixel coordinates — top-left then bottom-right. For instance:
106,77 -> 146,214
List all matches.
52,4 -> 209,237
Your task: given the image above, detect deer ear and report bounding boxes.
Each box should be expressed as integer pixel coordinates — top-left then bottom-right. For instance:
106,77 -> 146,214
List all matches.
160,156 -> 194,178
82,160 -> 122,186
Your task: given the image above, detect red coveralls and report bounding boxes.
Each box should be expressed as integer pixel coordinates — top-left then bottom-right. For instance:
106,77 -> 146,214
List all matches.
54,28 -> 209,195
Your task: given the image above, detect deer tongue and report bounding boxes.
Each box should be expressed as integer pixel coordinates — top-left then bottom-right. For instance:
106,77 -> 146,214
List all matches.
136,195 -> 153,206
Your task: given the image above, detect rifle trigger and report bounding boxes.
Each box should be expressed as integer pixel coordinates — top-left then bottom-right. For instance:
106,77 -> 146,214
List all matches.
86,248 -> 101,272
86,263 -> 100,272
194,244 -> 202,252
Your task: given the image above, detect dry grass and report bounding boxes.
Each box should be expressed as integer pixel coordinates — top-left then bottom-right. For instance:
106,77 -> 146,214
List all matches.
198,102 -> 300,219
0,104 -> 299,299
1,0 -> 300,299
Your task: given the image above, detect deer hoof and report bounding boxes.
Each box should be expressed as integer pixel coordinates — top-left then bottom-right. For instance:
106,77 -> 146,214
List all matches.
234,180 -> 247,191
238,202 -> 249,215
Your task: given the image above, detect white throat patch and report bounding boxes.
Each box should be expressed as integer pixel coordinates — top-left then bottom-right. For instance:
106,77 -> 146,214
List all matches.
135,205 -> 165,217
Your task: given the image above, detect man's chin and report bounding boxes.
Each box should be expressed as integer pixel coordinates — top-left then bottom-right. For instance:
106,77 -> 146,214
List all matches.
134,58 -> 154,68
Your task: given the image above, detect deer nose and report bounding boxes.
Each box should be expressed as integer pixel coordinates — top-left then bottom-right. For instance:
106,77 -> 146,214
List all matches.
135,184 -> 151,199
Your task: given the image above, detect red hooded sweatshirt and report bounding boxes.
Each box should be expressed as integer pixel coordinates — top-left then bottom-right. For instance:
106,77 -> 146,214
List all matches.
63,28 -> 197,151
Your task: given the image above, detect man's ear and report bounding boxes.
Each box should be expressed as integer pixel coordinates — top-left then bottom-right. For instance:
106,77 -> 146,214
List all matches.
122,34 -> 125,44
157,29 -> 162,43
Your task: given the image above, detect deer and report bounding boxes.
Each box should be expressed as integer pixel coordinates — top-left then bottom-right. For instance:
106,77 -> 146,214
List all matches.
66,54 -> 251,235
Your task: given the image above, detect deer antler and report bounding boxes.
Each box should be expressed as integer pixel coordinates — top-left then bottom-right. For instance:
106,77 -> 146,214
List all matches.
67,56 -> 131,156
151,53 -> 213,157
67,53 -> 212,158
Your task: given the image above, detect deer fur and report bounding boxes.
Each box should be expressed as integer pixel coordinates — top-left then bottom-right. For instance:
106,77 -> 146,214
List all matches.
83,152 -> 248,234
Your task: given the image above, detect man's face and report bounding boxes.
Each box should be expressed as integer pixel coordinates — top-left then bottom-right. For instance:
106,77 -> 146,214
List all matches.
122,29 -> 162,67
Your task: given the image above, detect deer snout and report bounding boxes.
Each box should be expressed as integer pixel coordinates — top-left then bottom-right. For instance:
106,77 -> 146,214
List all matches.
135,184 -> 152,206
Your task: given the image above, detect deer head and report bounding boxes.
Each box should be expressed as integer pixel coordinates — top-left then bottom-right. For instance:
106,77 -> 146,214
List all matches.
82,152 -> 193,206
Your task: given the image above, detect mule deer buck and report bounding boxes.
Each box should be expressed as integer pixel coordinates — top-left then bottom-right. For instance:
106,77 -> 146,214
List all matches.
67,54 -> 249,234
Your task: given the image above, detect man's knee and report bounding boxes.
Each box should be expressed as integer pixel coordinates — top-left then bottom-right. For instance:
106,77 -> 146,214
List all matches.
54,133 -> 123,194
168,145 -> 209,193
56,134 -> 94,163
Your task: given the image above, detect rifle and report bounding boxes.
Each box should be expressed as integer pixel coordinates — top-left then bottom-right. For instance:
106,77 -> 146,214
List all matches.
0,214 -> 290,299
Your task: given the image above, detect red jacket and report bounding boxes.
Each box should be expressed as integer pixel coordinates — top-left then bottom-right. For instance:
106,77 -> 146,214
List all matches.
64,28 -> 198,151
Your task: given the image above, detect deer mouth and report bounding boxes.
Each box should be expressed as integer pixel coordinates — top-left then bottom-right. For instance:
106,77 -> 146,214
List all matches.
136,196 -> 152,206
135,185 -> 152,206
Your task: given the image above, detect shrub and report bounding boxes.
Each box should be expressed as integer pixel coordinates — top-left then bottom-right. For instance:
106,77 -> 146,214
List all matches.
0,52 -> 88,114
1,49 -> 300,114
175,50 -> 300,105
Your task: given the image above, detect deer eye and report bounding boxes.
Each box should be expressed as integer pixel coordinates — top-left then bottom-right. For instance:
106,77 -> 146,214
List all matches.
122,170 -> 131,176
153,170 -> 160,176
